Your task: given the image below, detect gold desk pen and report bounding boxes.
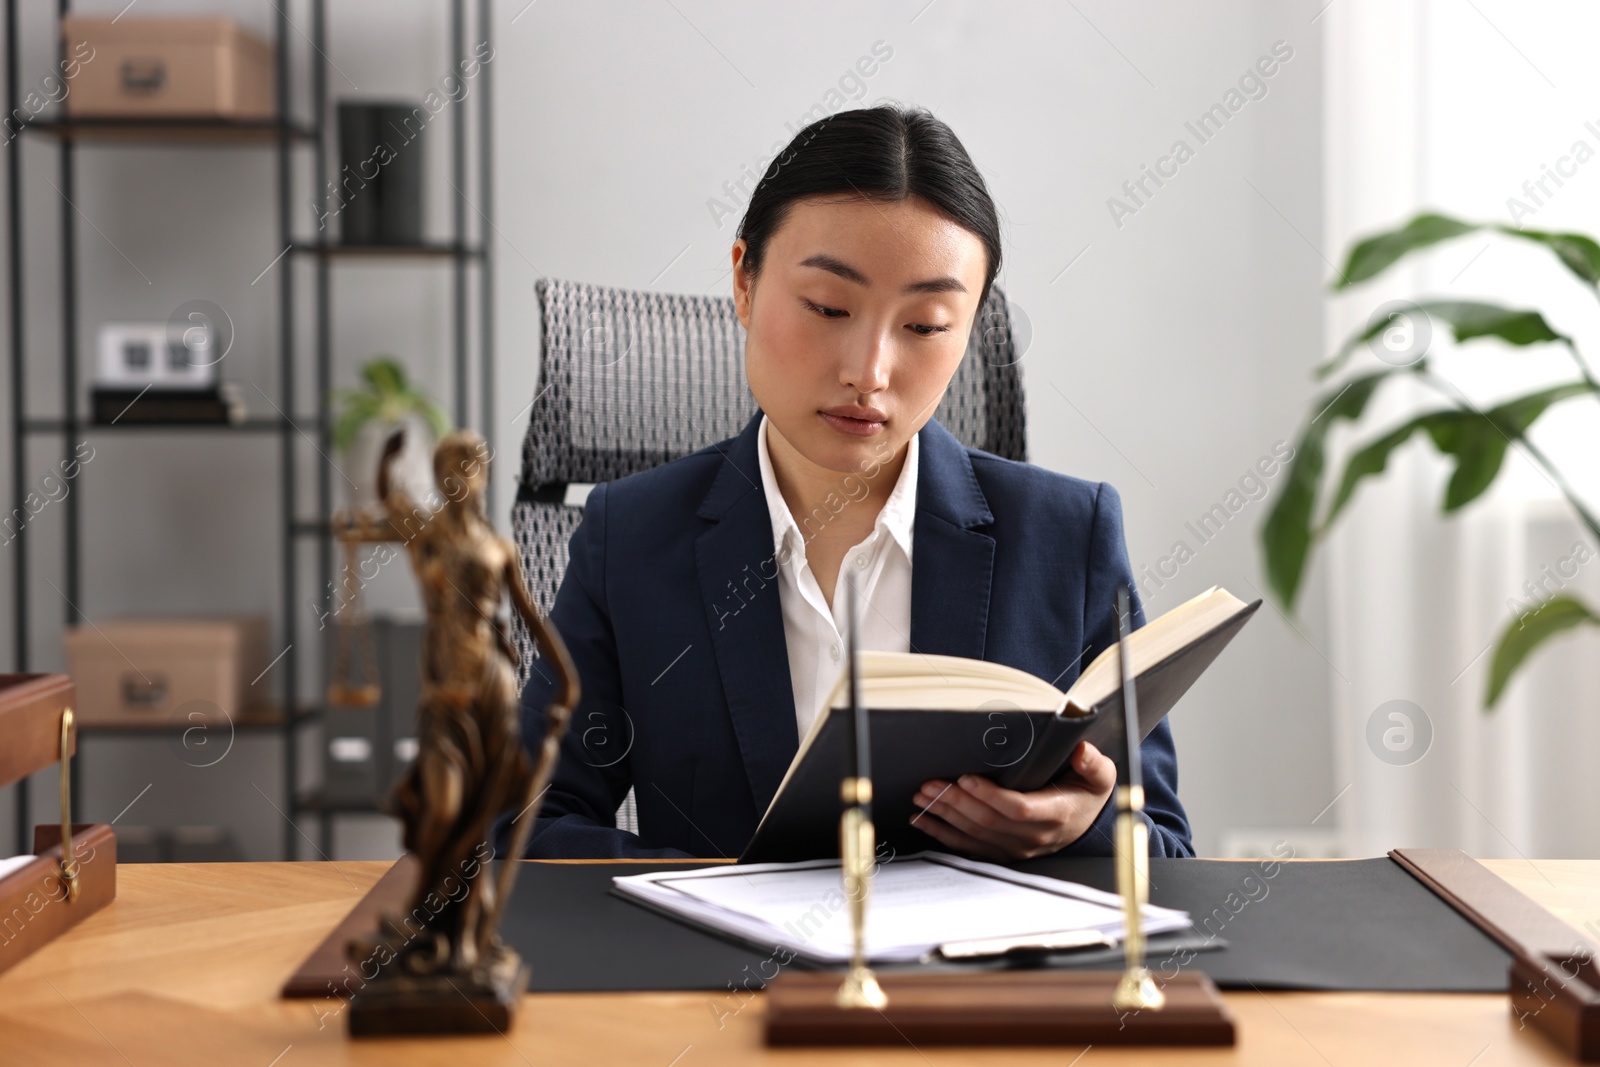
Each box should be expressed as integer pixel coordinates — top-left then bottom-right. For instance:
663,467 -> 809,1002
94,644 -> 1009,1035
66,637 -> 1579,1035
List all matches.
836,575 -> 887,1009
1111,583 -> 1164,1012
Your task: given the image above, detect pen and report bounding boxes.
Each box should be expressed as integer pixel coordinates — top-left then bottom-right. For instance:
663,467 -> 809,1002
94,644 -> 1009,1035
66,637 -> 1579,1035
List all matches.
835,574 -> 886,1009
1112,583 -> 1163,1010
1117,584 -> 1142,796
846,574 -> 871,815
936,929 -> 1115,960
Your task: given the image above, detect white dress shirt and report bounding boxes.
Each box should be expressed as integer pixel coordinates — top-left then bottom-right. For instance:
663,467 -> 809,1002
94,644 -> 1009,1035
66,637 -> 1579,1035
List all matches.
756,413 -> 918,741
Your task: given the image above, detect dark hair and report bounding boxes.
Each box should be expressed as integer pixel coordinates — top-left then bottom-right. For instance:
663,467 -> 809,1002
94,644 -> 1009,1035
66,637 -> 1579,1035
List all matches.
736,105 -> 1002,307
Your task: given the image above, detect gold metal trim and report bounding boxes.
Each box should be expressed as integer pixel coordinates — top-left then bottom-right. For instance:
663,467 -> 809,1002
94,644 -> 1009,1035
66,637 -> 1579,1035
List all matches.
1111,812 -> 1162,1010
838,777 -> 872,806
58,707 -> 80,903
835,805 -> 887,1009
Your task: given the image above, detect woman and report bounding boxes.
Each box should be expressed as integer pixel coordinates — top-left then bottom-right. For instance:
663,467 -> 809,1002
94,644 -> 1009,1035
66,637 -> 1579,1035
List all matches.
516,105 -> 1193,860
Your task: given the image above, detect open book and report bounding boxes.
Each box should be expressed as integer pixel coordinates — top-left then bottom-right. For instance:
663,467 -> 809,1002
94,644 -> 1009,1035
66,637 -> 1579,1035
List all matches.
740,586 -> 1260,863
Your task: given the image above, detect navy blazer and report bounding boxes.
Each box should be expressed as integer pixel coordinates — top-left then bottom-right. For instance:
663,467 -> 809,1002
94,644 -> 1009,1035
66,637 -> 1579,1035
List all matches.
513,411 -> 1194,860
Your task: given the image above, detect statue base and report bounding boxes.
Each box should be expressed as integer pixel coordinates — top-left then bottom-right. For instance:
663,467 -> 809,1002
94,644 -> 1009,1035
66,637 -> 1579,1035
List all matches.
347,945 -> 529,1037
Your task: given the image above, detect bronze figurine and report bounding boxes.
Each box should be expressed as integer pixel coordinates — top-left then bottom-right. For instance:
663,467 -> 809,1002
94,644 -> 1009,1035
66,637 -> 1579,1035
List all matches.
346,428 -> 580,1036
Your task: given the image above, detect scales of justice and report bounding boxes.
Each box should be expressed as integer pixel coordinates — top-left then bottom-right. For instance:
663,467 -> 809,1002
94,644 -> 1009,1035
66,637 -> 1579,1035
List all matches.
761,582 -> 1236,1047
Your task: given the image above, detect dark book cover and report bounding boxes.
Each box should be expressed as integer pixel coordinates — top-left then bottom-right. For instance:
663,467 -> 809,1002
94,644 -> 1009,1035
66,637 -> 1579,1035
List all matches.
739,599 -> 1260,863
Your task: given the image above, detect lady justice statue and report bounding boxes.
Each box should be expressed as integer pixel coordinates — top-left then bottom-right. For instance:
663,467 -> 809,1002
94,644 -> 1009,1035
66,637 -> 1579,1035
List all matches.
346,428 -> 579,1036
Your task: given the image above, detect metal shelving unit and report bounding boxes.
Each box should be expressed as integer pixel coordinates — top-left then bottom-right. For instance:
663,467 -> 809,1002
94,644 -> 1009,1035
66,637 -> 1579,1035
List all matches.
5,0 -> 494,859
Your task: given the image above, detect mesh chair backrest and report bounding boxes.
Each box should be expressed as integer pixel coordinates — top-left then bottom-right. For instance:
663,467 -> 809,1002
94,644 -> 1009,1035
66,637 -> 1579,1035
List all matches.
518,277 -> 1025,495
511,277 -> 1027,681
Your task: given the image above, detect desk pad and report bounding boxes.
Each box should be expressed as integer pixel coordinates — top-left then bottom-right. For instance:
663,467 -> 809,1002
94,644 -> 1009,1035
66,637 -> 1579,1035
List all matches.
497,857 -> 1512,994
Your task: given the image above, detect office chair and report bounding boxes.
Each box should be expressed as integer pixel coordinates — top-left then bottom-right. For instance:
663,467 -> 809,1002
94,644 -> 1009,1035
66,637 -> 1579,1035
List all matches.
511,276 -> 1027,836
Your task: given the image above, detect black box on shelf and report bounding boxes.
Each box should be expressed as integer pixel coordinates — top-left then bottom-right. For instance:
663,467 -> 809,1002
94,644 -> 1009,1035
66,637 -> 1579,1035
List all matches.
320,707 -> 380,806
379,619 -> 422,785
114,825 -> 242,863
321,621 -> 381,808
91,385 -> 241,425
336,101 -> 424,245
169,825 -> 242,862
320,617 -> 423,809
114,825 -> 165,864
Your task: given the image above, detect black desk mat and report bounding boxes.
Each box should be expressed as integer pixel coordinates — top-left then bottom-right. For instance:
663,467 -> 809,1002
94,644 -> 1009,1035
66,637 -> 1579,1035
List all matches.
500,857 -> 1512,994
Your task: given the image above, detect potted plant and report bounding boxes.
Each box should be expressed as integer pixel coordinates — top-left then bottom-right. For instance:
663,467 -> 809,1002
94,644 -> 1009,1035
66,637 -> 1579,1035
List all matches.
332,356 -> 450,513
1261,213 -> 1600,707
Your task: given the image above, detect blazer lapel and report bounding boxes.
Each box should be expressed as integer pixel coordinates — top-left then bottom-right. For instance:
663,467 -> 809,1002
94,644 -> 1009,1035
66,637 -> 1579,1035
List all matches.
909,418 -> 996,660
695,412 -> 799,813
693,412 -> 998,813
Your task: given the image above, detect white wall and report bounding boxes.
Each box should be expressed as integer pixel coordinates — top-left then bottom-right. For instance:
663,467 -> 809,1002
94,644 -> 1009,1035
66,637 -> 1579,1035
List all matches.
2,0 -> 1333,859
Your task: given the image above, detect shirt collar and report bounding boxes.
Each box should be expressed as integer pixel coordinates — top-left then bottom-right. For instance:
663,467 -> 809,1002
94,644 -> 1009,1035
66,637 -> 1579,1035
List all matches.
757,413 -> 918,563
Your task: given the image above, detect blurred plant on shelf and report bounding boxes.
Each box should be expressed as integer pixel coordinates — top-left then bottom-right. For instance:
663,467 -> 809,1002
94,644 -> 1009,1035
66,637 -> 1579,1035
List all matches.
1262,212 -> 1600,708
332,356 -> 450,513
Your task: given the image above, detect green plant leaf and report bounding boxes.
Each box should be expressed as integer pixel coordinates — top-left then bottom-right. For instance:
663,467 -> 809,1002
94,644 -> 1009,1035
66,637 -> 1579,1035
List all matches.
1486,594 -> 1600,707
1442,304 -> 1565,346
1332,213 -> 1600,292
329,357 -> 453,454
1485,380 -> 1596,434
1437,380 -> 1594,509
1424,414 -> 1507,511
1260,370 -> 1397,611
1320,380 -> 1595,529
1317,412 -> 1449,534
1333,213 -> 1480,290
1494,225 -> 1600,287
361,356 -> 408,396
1317,300 -> 1566,380
332,393 -> 381,452
416,394 -> 451,440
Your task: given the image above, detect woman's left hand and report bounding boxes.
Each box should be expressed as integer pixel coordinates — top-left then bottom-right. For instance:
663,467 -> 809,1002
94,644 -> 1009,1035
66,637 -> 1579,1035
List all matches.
910,741 -> 1118,861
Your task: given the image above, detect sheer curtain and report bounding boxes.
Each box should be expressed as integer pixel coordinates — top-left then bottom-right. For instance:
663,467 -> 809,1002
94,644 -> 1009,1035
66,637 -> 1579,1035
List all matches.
1323,1 -> 1600,859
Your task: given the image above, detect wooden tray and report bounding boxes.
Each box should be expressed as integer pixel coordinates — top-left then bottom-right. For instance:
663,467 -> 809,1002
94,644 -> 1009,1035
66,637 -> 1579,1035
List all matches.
0,674 -> 118,977
0,823 -> 118,976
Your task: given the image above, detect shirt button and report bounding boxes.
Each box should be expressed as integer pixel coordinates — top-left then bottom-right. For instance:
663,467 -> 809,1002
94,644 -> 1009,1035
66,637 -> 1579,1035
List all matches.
830,644 -> 840,661
854,555 -> 868,568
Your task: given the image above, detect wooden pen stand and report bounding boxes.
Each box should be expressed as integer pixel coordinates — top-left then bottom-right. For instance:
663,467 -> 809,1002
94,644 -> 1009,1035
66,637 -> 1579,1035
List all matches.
764,969 -> 1235,1046
0,673 -> 119,977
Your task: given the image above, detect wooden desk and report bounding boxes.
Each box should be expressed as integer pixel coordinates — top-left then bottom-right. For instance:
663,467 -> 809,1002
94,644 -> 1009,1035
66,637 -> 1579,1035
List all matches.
0,859 -> 1594,1065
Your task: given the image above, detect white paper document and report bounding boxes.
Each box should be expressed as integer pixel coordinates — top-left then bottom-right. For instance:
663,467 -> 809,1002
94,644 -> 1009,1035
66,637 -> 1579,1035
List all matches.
613,851 -> 1191,963
0,855 -> 37,883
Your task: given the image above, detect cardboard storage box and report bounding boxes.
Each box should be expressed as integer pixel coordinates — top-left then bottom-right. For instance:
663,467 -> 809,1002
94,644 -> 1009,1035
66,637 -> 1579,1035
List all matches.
62,16 -> 275,120
65,617 -> 270,726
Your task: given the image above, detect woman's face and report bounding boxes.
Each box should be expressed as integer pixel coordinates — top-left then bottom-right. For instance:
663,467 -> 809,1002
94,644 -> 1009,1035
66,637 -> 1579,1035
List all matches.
732,194 -> 989,477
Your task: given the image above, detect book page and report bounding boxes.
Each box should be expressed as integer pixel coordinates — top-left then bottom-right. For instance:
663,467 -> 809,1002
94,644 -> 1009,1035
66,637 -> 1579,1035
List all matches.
823,651 -> 1066,713
1064,585 -> 1250,711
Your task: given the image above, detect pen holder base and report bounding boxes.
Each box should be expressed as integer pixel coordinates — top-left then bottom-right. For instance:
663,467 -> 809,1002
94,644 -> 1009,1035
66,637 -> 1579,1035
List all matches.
764,968 -> 1235,1046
